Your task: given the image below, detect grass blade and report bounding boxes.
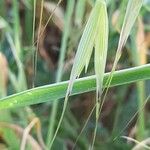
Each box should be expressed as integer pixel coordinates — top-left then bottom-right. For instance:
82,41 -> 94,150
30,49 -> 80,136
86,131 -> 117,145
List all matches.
0,64 -> 149,110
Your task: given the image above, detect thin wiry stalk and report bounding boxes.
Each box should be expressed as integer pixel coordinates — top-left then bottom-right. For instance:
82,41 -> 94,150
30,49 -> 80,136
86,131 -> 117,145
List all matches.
33,0 -> 63,46
33,0 -> 44,86
122,136 -> 150,150
32,0 -> 36,45
72,105 -> 97,149
32,0 -> 36,88
113,94 -> 150,141
46,0 -> 74,148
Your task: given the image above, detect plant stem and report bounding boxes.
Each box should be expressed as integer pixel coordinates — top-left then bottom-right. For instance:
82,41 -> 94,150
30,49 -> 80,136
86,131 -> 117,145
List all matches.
131,30 -> 146,140
137,81 -> 145,139
46,0 -> 75,147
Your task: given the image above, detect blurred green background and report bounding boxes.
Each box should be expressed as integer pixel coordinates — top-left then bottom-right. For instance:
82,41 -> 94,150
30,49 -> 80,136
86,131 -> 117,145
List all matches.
0,0 -> 150,149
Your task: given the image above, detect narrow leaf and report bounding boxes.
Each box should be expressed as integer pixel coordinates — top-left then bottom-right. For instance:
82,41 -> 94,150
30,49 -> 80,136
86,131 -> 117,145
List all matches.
0,65 -> 149,110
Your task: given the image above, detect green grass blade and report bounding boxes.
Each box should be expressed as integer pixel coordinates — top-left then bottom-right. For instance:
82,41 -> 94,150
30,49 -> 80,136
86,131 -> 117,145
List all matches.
0,64 -> 149,110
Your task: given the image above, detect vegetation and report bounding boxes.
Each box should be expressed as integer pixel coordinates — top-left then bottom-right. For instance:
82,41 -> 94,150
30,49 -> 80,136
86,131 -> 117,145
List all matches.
0,0 -> 150,149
